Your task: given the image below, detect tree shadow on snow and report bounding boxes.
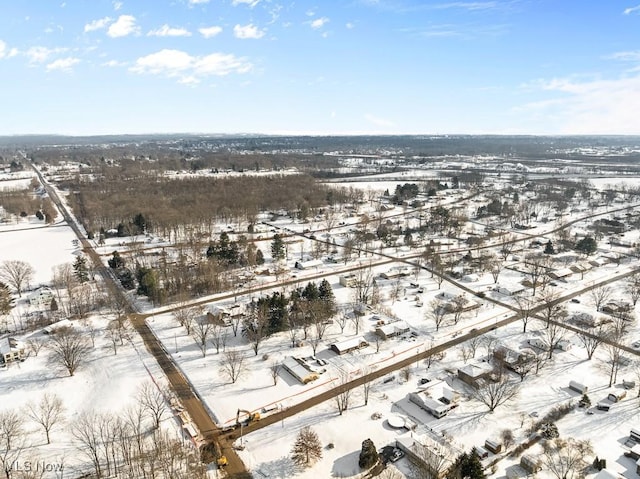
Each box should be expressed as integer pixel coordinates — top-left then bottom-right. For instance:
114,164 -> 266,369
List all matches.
254,455 -> 299,479
332,450 -> 361,478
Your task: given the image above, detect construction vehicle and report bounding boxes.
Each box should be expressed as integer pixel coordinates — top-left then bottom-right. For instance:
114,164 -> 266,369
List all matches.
236,409 -> 260,427
216,456 -> 228,467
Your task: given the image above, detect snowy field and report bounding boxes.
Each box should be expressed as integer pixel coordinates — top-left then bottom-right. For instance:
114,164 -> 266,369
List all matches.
0,221 -> 78,286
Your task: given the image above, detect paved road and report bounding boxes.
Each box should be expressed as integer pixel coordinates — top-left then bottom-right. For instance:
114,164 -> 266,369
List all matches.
27,159 -> 252,478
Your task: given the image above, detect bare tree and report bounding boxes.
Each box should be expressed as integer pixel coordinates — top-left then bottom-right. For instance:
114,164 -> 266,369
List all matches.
220,349 -> 247,384
242,301 -> 269,356
514,294 -> 534,333
352,265 -> 374,305
71,412 -> 102,478
425,300 -> 447,331
471,371 -> 520,412
191,318 -> 213,357
25,393 -> 65,445
626,273 -> 640,306
210,323 -> 228,354
510,352 -> 536,382
541,321 -> 567,359
408,439 -> 452,479
577,326 -> 606,360
270,361 -> 281,386
174,305 -> 198,335
537,290 -> 567,328
48,326 -> 91,376
590,285 -> 613,312
0,410 -> 22,451
26,338 -> 44,357
361,364 -> 375,406
541,437 -> 593,479
488,255 -> 503,284
334,371 -> 352,415
336,310 -> 349,334
523,254 -> 549,296
290,426 -> 322,468
0,260 -> 34,297
137,381 -> 168,430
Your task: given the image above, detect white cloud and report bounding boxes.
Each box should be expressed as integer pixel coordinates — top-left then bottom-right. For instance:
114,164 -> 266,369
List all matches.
364,114 -> 395,127
199,26 -> 223,38
189,0 -> 210,4
148,25 -> 191,37
0,40 -> 6,59
233,24 -> 265,39
102,59 -> 127,67
624,4 -> 640,14
232,0 -> 260,6
25,46 -> 67,63
107,15 -> 140,38
608,50 -> 640,62
84,16 -> 112,33
46,57 -> 80,71
346,22 -> 355,29
432,2 -> 499,10
113,1 -> 123,10
310,17 -> 329,29
130,49 -> 252,83
521,73 -> 640,134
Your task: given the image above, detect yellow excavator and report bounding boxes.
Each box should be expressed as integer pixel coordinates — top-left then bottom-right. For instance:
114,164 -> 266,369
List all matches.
216,456 -> 228,467
236,409 -> 260,427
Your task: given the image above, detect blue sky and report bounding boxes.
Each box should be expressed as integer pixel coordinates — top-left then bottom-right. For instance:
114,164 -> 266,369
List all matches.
0,0 -> 639,135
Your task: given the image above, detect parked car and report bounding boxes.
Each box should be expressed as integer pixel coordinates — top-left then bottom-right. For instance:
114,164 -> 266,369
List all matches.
390,449 -> 404,462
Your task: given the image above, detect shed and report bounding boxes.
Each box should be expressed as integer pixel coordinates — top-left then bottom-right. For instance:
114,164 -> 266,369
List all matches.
294,259 -> 323,270
569,380 -> 588,394
330,337 -> 369,355
484,439 -> 502,454
520,455 -> 541,473
339,274 -> 358,288
607,390 -> 626,402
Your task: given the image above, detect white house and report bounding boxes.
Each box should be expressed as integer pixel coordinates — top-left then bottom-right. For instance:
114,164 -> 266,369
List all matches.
0,337 -> 26,364
494,283 -> 525,296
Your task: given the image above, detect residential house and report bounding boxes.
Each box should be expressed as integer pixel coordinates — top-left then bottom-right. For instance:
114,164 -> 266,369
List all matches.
282,357 -> 319,384
0,337 -> 26,364
330,337 -> 369,355
375,320 -> 411,340
457,362 -> 494,388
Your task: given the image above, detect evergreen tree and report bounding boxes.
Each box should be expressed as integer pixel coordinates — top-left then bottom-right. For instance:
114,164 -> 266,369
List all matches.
0,282 -> 12,316
108,251 -> 126,269
302,282 -> 319,301
448,451 -> 485,479
50,297 -> 58,312
117,269 -> 135,290
271,234 -> 285,261
359,438 -> 379,469
290,426 -> 322,467
575,236 -> 597,256
544,240 -> 556,255
133,212 -> 147,234
255,248 -> 265,265
73,255 -> 90,284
